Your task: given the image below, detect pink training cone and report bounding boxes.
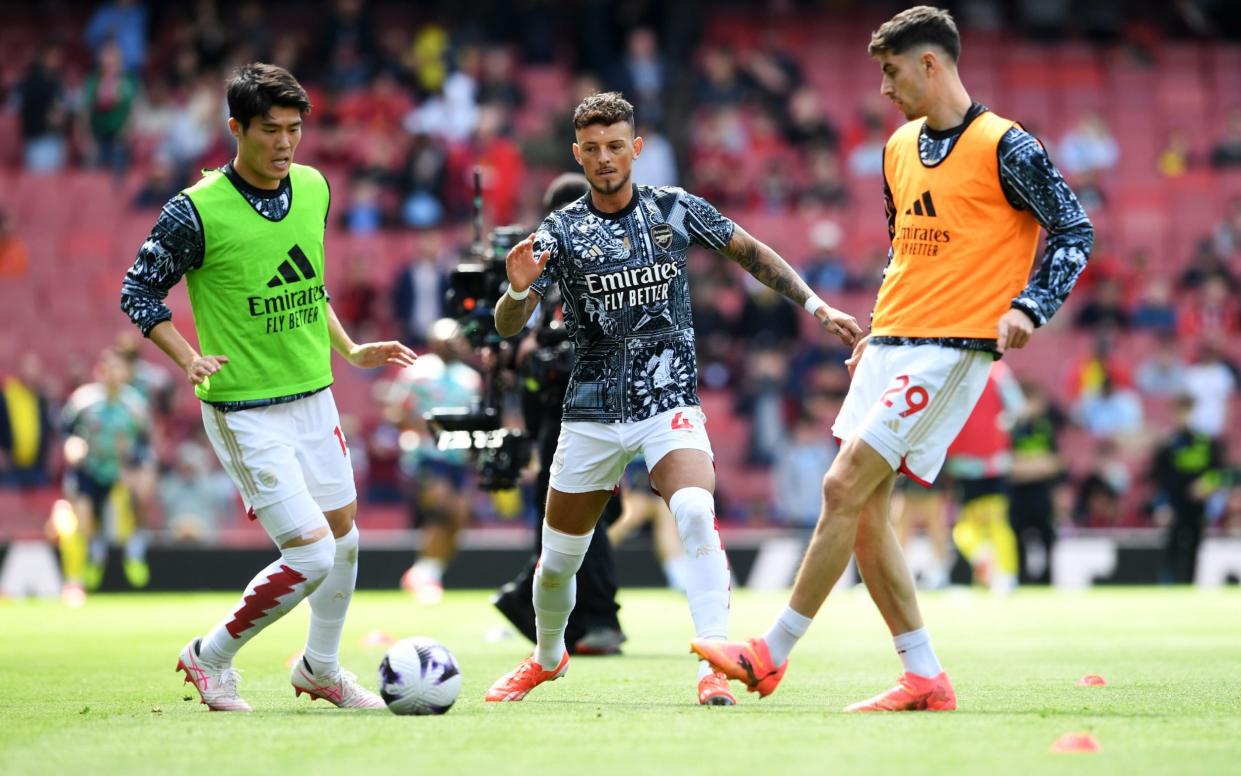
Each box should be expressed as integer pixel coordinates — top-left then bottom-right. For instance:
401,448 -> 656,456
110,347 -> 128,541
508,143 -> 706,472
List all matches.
1077,674 -> 1108,686
359,630 -> 396,648
1051,733 -> 1101,753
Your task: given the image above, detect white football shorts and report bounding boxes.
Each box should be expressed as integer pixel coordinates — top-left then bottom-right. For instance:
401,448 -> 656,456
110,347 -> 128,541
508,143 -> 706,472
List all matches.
832,343 -> 992,486
201,388 -> 357,520
549,405 -> 713,493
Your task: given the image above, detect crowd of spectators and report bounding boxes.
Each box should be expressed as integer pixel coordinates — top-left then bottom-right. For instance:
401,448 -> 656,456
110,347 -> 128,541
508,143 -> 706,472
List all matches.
2,0 -> 1241,550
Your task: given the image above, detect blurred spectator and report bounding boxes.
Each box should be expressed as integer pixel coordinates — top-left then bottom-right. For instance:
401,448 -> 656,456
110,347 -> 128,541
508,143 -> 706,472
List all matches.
1150,394 -> 1225,583
734,282 -> 800,352
1213,197 -> 1241,258
1009,381 -> 1067,584
521,73 -> 601,172
1157,129 -> 1192,178
1177,273 -> 1240,339
740,29 -> 802,115
1070,170 -> 1107,214
0,354 -> 56,488
697,45 -> 748,107
324,39 -> 374,93
191,0 -> 230,70
399,131 -> 449,228
1065,332 -> 1133,401
114,333 -> 175,419
317,0 -> 377,76
405,47 -> 479,143
132,153 -> 187,208
1136,333 -> 1188,398
632,122 -> 678,187
84,0 -> 148,72
335,258 -> 381,333
477,48 -> 526,111
1131,278 -> 1177,334
129,77 -> 178,155
0,212 -> 29,279
783,86 -> 839,151
1181,339 -> 1238,438
734,349 -> 790,466
803,220 -> 849,294
407,23 -> 452,97
1073,276 -> 1130,331
607,28 -> 665,123
1177,238 -> 1235,292
344,178 -> 386,234
392,231 -> 451,347
1058,113 -> 1119,176
801,148 -> 849,208
159,440 -> 236,543
81,40 -> 138,174
1018,0 -> 1071,39
846,110 -> 887,178
1073,438 -> 1132,528
773,408 -> 838,526
459,105 -> 525,225
15,44 -> 70,173
1209,109 -> 1241,169
690,108 -> 750,205
162,71 -> 224,174
234,1 -> 272,61
1074,376 -> 1143,438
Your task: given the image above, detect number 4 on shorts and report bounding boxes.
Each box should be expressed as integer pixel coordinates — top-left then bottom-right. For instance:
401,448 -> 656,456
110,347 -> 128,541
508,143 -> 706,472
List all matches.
671,411 -> 694,430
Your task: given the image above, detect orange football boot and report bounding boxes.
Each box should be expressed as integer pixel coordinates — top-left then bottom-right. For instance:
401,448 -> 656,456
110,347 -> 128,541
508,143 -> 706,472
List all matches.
690,638 -> 787,698
844,671 -> 957,712
484,652 -> 570,702
697,671 -> 737,706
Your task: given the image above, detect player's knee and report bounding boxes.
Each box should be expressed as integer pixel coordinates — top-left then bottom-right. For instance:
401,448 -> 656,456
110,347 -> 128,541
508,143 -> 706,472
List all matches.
668,486 -> 720,556
536,523 -> 593,587
281,532 -> 336,581
821,472 -> 866,520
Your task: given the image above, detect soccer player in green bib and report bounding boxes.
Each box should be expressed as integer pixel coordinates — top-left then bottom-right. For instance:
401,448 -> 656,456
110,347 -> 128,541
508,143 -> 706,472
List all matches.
121,63 -> 416,711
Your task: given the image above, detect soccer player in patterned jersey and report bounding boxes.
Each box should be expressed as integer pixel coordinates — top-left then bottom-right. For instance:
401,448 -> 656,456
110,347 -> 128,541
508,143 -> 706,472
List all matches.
120,63 -> 416,711
485,91 -> 862,705
694,7 -> 1094,710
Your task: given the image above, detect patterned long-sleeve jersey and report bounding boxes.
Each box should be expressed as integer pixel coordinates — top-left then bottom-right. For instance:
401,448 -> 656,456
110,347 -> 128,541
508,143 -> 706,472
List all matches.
530,185 -> 735,423
879,103 -> 1093,350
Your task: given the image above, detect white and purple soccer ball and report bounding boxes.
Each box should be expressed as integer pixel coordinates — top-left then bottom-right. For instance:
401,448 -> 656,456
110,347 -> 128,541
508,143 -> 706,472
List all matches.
379,637 -> 462,715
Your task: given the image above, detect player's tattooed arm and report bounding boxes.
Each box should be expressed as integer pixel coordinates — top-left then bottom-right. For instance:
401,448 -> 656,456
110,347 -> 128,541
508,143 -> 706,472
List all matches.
719,224 -> 862,345
719,224 -> 817,307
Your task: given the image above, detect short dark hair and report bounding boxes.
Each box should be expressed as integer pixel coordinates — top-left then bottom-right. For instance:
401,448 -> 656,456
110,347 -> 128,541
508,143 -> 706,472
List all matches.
868,6 -> 961,63
572,91 -> 634,132
226,62 -> 312,130
543,173 -> 589,210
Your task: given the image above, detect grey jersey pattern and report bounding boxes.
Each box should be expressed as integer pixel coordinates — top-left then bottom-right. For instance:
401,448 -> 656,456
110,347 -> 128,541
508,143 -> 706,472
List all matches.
530,185 -> 735,423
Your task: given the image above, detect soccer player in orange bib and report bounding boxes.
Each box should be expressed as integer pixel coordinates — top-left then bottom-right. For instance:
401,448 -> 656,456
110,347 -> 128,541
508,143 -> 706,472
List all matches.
694,6 -> 1094,710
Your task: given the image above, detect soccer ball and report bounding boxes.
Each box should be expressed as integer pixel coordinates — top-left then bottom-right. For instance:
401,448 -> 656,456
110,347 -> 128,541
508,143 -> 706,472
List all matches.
378,637 -> 462,715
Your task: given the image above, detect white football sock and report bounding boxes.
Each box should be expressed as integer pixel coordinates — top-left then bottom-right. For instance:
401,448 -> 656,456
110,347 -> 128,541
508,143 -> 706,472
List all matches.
893,627 -> 943,678
411,556 -> 445,584
669,487 -> 731,642
533,523 -> 592,669
764,606 -> 813,665
303,524 -> 360,674
198,534 -> 335,668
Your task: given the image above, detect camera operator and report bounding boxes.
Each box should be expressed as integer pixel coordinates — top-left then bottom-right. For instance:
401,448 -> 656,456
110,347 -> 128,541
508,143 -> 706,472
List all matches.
492,172 -> 627,655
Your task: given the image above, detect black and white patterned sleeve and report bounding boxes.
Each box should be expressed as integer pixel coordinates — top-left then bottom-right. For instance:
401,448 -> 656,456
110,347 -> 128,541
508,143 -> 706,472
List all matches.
119,195 -> 205,336
997,127 -> 1094,327
529,213 -> 562,298
681,190 -> 736,250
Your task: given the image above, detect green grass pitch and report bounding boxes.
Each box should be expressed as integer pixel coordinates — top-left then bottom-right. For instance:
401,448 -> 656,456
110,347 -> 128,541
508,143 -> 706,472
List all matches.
1,587 -> 1239,775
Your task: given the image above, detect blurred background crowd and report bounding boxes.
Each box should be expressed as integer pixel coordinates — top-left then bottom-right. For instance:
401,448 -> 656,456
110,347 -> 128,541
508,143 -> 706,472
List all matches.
1,0 -> 1240,592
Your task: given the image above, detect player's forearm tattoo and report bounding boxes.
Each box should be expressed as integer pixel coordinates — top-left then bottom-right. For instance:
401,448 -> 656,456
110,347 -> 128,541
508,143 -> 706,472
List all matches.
495,293 -> 533,338
721,228 -> 813,306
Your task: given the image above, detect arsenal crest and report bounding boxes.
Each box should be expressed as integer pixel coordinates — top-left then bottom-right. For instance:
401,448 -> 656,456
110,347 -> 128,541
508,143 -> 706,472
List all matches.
650,223 -> 674,252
